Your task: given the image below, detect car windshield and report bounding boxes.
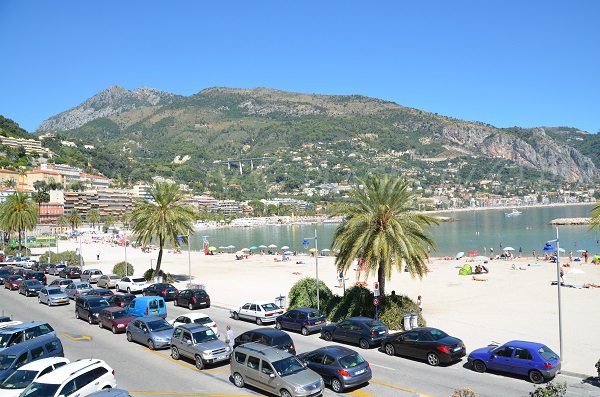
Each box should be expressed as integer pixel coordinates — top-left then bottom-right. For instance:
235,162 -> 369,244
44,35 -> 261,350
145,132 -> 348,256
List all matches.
20,382 -> 60,396
110,275 -> 120,280
26,281 -> 42,286
192,317 -> 212,325
112,310 -> 128,319
0,354 -> 15,369
0,369 -> 37,389
0,335 -> 14,349
261,303 -> 279,311
89,299 -> 110,308
339,353 -> 366,369
428,329 -> 449,341
77,283 -> 92,289
132,278 -> 146,283
48,289 -> 62,295
538,345 -> 559,361
307,310 -> 322,319
147,320 -> 171,332
272,356 -> 305,377
192,329 -> 217,343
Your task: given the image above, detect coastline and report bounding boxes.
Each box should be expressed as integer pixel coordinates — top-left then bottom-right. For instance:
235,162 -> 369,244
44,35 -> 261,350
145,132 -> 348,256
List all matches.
427,201 -> 595,215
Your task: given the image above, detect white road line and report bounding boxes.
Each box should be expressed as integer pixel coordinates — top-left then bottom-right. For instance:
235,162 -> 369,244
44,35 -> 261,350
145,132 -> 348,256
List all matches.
370,363 -> 395,371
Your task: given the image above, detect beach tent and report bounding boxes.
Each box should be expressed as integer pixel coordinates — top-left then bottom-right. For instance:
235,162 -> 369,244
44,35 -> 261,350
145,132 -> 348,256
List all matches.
458,264 -> 473,276
455,252 -> 465,259
592,255 -> 600,264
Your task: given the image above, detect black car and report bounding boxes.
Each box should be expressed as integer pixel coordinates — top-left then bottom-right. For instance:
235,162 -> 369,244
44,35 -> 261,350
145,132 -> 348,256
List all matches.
298,346 -> 372,392
143,283 -> 178,301
107,293 -> 136,308
59,266 -> 81,279
75,296 -> 111,324
173,289 -> 210,309
382,327 -> 466,366
23,271 -> 47,285
321,317 -> 388,349
234,328 -> 296,355
18,279 -> 44,296
84,288 -> 115,297
32,262 -> 50,272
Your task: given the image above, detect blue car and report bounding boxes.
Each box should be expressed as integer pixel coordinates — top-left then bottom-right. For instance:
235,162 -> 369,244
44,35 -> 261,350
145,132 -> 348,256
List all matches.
468,340 -> 560,383
275,308 -> 327,336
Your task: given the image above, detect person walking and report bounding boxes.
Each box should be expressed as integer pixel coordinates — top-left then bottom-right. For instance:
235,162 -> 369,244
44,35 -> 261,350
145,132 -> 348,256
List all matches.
225,325 -> 235,350
417,295 -> 423,312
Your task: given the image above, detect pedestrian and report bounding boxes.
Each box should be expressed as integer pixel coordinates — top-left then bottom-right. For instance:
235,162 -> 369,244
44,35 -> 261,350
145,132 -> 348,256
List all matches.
97,252 -> 100,261
569,251 -> 573,262
560,268 -> 565,283
417,295 -> 422,312
337,270 -> 344,288
225,325 -> 235,350
518,247 -> 522,257
585,250 -> 589,263
490,247 -> 494,256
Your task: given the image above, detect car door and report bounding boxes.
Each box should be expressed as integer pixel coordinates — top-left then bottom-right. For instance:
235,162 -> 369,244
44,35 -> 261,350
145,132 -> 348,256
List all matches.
258,359 -> 277,393
180,331 -> 194,359
303,351 -> 325,375
511,347 -> 534,375
39,288 -> 47,303
173,316 -> 188,327
130,320 -> 142,342
253,304 -> 263,322
244,355 -> 261,387
333,321 -> 352,342
488,346 -> 515,372
393,331 -> 418,356
239,303 -> 251,320
279,311 -> 294,330
290,311 -> 304,331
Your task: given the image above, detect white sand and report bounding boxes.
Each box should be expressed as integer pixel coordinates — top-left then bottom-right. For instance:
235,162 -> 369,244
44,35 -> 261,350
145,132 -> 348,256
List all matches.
35,237 -> 600,375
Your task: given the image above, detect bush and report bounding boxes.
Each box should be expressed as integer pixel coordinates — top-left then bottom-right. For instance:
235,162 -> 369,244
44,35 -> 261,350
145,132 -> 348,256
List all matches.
287,277 -> 334,312
39,250 -> 80,266
529,382 -> 566,397
112,262 -> 134,277
327,286 -> 375,322
143,268 -> 174,283
379,294 -> 425,330
452,387 -> 476,397
5,246 -> 32,256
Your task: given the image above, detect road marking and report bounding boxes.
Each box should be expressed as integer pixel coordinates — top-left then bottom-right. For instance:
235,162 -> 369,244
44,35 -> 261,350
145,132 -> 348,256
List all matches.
129,393 -> 255,396
144,348 -> 228,373
61,332 -> 92,341
371,379 -> 435,397
370,363 -> 396,370
348,390 -> 376,397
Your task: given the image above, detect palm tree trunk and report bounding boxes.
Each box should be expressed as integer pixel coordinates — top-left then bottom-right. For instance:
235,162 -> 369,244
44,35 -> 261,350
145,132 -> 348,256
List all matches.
155,237 -> 164,276
377,259 -> 386,297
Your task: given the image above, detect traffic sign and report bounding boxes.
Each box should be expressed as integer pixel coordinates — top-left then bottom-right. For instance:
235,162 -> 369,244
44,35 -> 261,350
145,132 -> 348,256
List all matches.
373,297 -> 380,306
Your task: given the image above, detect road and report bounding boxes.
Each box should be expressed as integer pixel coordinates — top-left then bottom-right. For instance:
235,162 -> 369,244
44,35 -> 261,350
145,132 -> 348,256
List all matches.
1,275 -> 599,397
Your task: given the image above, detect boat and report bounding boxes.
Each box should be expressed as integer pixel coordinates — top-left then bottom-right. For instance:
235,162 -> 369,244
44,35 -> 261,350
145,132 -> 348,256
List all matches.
505,209 -> 522,217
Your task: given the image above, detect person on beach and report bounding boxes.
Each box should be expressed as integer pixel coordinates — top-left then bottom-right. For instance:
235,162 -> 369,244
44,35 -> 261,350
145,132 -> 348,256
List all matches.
97,252 -> 100,261
225,325 -> 235,350
569,251 -> 573,262
417,295 -> 422,312
560,268 -> 565,283
338,270 -> 344,288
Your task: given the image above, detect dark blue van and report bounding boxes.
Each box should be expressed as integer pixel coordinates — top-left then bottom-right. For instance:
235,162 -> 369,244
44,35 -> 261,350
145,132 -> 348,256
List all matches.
0,333 -> 63,382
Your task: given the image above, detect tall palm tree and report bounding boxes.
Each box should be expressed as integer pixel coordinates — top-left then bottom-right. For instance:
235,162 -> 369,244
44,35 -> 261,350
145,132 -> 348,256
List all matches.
591,201 -> 600,230
87,209 -> 100,229
332,176 -> 439,296
129,182 -> 197,276
66,210 -> 83,231
0,192 -> 38,255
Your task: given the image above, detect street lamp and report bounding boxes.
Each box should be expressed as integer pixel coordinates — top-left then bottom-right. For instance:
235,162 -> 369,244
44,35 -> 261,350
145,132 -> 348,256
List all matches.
303,229 -> 320,311
544,227 -> 563,362
78,233 -> 82,268
150,259 -> 154,271
187,231 -> 192,284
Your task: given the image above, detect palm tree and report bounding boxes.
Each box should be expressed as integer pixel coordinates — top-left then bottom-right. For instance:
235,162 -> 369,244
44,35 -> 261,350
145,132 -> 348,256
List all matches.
57,215 -> 69,232
66,210 -> 83,231
87,209 -> 100,229
591,201 -> 600,230
129,182 -> 197,276
104,214 -> 116,230
331,176 -> 439,296
0,192 -> 38,255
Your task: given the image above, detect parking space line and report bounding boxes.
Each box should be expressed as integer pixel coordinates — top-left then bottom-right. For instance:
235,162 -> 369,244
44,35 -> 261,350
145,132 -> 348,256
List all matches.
348,389 -> 376,397
144,348 -> 228,373
370,363 -> 395,371
371,379 -> 435,397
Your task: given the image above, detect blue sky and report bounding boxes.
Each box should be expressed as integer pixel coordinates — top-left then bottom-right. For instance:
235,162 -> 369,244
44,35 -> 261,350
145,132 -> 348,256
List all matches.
1,0 -> 598,133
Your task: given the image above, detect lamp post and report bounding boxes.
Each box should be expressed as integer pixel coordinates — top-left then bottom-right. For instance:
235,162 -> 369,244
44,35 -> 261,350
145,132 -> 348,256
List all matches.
187,231 -> 192,284
78,233 -> 82,268
545,227 -> 563,361
123,231 -> 128,277
303,229 -> 320,311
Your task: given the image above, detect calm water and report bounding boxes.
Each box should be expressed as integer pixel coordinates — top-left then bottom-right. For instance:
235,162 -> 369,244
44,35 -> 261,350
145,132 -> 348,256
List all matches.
190,205 -> 600,256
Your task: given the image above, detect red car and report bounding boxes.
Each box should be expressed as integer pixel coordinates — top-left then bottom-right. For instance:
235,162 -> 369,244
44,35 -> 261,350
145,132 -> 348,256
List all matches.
4,275 -> 23,290
98,307 -> 135,334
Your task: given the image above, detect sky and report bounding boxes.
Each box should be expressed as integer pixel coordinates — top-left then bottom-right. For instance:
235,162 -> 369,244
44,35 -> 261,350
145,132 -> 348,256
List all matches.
0,0 -> 599,133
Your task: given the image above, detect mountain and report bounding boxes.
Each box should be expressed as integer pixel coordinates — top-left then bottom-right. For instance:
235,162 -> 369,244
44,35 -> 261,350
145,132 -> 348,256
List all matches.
35,86 -> 599,192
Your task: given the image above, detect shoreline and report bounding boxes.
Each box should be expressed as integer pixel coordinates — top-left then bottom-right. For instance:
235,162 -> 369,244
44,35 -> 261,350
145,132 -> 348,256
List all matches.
427,201 -> 595,215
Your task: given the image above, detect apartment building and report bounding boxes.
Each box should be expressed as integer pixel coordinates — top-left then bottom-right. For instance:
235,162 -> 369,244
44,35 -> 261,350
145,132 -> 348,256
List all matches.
39,202 -> 64,224
96,188 -> 133,218
0,136 -> 53,157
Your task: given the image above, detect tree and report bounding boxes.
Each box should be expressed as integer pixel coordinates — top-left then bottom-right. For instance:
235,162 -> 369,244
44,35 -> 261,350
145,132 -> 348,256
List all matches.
331,176 -> 439,296
87,209 -> 100,229
129,182 -> 197,276
66,210 -> 83,230
3,179 -> 16,188
591,201 -> 600,230
0,192 -> 38,255
104,214 -> 116,229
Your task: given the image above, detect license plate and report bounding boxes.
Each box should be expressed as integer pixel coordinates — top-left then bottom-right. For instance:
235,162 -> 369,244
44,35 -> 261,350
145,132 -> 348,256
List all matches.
355,369 -> 366,375
378,331 -> 385,334
315,321 -> 322,325
453,346 -> 462,352
198,301 -> 206,304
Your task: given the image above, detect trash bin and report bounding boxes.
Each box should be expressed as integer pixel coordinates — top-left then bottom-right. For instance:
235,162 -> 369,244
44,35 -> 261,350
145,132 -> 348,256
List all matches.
410,312 -> 418,329
403,314 -> 412,330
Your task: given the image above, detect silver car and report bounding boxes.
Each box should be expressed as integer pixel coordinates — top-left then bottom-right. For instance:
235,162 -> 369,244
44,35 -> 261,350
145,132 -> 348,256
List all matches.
81,269 -> 103,283
38,287 -> 70,306
64,281 -> 93,299
97,274 -> 121,289
126,316 -> 174,350
231,342 -> 324,397
48,278 -> 72,291
170,324 -> 231,370
49,264 -> 67,276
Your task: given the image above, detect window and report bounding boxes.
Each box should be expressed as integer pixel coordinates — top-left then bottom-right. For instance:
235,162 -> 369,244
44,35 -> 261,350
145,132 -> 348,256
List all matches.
176,317 -> 187,324
305,352 -> 324,363
298,313 -> 307,320
239,332 -> 252,343
45,340 -> 60,353
286,311 -> 298,320
149,300 -> 158,310
323,355 -> 336,365
514,348 -> 532,360
60,379 -> 77,396
182,332 -> 192,344
173,328 -> 183,340
247,356 -> 260,370
402,332 -> 419,342
39,365 -> 54,377
234,351 -> 247,364
242,303 -> 251,310
495,346 -> 514,358
14,353 -> 28,368
261,361 -> 274,375
249,304 -> 257,311
31,346 -> 44,359
159,300 -> 164,308
338,321 -> 351,329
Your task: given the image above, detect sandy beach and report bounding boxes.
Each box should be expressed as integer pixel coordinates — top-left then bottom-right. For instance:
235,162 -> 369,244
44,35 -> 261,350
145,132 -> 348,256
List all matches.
33,236 -> 600,376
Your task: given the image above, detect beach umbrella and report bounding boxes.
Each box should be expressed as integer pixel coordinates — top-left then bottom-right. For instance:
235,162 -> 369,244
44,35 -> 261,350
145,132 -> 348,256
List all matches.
227,245 -> 235,249
543,243 -> 555,253
455,251 -> 465,259
558,248 -> 566,253
576,249 -> 587,253
218,246 -> 226,249
474,256 -> 488,261
284,251 -> 294,255
281,246 -> 290,250
259,245 -> 268,248
309,248 -> 317,252
268,244 -> 278,248
235,251 -> 243,256
249,246 -> 258,250
208,246 -> 217,251
503,247 -> 515,251
241,248 -> 250,252
467,250 -> 479,256
321,249 -> 331,252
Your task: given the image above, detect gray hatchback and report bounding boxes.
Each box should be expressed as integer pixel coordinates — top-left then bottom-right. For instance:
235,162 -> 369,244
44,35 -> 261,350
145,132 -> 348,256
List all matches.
170,324 -> 231,370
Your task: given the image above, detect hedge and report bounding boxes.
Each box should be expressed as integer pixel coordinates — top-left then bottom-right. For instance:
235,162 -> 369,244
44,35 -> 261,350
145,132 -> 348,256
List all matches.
112,262 -> 134,277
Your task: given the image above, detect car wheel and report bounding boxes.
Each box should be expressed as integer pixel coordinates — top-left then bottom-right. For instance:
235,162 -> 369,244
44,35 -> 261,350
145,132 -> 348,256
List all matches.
115,285 -> 120,292
127,287 -> 131,294
126,332 -> 133,342
88,315 -> 94,325
195,355 -> 204,370
232,312 -> 239,320
148,339 -> 155,350
359,338 -> 370,349
331,377 -> 343,393
233,372 -> 244,388
529,370 -> 544,384
174,299 -> 178,307
171,346 -> 180,360
472,360 -> 487,373
426,352 -> 440,366
384,343 -> 396,356
323,331 -> 332,342
256,317 -> 263,326
75,310 -> 80,319
38,297 -> 41,304
112,326 -> 117,334
99,321 -> 103,329
275,322 -> 282,330
301,327 -> 309,336
280,389 -> 292,397
188,303 -> 194,310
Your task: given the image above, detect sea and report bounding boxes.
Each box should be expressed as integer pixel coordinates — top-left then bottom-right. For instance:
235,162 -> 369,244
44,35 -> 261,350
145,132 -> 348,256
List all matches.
189,204 -> 599,257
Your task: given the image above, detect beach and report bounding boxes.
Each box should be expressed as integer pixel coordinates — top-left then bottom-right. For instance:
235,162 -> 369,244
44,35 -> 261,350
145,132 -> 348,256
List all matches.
34,237 -> 600,376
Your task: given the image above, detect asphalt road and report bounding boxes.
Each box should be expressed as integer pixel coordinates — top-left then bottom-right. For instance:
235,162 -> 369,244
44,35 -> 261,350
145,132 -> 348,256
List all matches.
1,275 -> 599,397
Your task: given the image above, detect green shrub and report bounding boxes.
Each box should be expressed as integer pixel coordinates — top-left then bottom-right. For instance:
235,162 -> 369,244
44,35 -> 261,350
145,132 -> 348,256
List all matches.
143,268 -> 174,283
327,286 -> 374,322
287,277 -> 333,312
379,294 -> 425,330
529,382 -> 566,397
39,250 -> 80,266
5,246 -> 32,256
112,262 -> 134,277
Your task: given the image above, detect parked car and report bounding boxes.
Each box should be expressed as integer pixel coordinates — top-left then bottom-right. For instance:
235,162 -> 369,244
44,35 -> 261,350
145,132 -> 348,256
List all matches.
107,293 -> 136,308
234,328 -> 296,355
19,358 -> 116,396
174,289 -> 211,310
37,287 -> 69,306
230,342 -> 324,397
58,267 -> 81,279
21,272 -> 46,285
321,317 -> 388,349
3,276 -> 23,291
126,296 -> 167,319
74,296 -> 111,324
0,322 -> 55,350
0,356 -> 70,396
276,308 -> 327,336
97,274 -> 121,289
47,279 -> 71,291
468,340 -> 561,383
115,276 -> 146,293
230,301 -> 283,325
83,288 -> 114,298
382,327 -> 466,366
48,264 -> 66,276
126,316 -> 174,350
298,346 -> 372,392
18,280 -> 44,297
143,283 -> 178,301
170,324 -> 231,369
31,262 -> 50,273
98,307 -> 134,334
0,334 -> 63,383
0,269 -> 13,284
64,281 -> 93,300
87,389 -> 132,397
80,269 -> 103,283
170,313 -> 218,336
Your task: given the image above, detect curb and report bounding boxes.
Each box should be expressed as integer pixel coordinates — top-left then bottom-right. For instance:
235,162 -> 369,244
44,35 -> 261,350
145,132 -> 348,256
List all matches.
560,370 -> 596,380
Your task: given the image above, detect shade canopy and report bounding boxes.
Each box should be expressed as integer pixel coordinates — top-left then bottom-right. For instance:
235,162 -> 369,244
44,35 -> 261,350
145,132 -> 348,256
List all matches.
543,243 -> 555,253
268,244 -> 278,248
241,248 -> 250,252
249,246 -> 258,250
468,250 -> 479,256
227,245 -> 235,249
455,251 -> 465,259
309,248 -> 317,252
281,246 -> 290,250
208,246 -> 216,251
259,245 -> 268,248
503,247 -> 515,251
321,248 -> 331,252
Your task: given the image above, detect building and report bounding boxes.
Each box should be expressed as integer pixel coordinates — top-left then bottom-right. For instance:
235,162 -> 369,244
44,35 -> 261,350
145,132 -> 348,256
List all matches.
80,173 -> 110,189
0,169 -> 19,188
39,202 -> 64,224
96,188 -> 133,218
63,190 -> 98,217
25,169 -> 64,188
0,136 -> 53,157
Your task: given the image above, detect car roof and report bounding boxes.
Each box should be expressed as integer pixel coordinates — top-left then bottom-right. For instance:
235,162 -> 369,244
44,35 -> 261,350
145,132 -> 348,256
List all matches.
313,345 -> 356,358
504,340 -> 547,349
78,296 -> 107,302
245,301 -> 276,305
177,324 -> 210,331
293,308 -> 319,313
244,328 -> 289,337
34,359 -> 109,385
136,315 -> 165,322
347,316 -> 376,322
179,313 -> 210,320
236,342 -> 293,361
0,321 -> 49,332
18,357 -> 69,371
133,296 -> 164,302
72,281 -> 91,285
101,307 -> 127,313
85,269 -> 102,272
0,334 -> 58,353
45,286 -> 65,291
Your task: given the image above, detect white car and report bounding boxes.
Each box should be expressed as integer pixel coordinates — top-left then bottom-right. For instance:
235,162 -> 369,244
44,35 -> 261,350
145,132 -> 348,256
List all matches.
115,276 -> 146,293
0,357 -> 70,396
81,269 -> 103,284
20,359 -> 116,397
170,313 -> 219,336
230,301 -> 284,325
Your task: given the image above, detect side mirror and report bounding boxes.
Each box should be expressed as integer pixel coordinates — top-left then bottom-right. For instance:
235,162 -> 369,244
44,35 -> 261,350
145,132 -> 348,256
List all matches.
186,340 -> 192,345
269,373 -> 276,379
